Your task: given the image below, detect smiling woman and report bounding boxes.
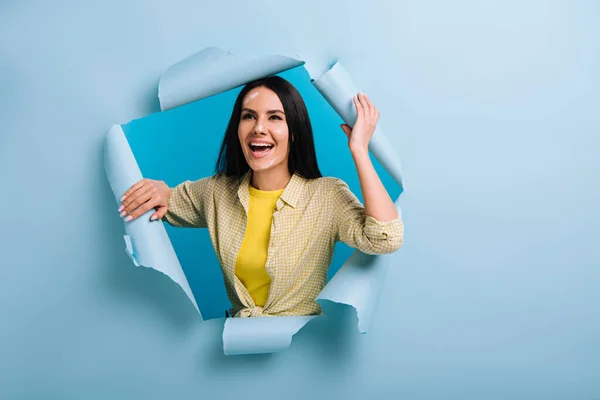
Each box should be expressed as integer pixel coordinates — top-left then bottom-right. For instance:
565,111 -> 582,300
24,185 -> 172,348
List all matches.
219,77 -> 322,190
118,76 -> 404,318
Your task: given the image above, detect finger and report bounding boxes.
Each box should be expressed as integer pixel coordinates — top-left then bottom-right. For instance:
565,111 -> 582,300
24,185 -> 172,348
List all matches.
362,94 -> 380,125
363,93 -> 377,115
121,189 -> 149,213
353,96 -> 364,119
150,205 -> 168,221
123,182 -> 158,208
120,179 -> 147,202
125,200 -> 159,222
358,92 -> 370,111
122,188 -> 155,216
120,185 -> 149,213
123,189 -> 157,217
364,94 -> 377,121
340,124 -> 352,137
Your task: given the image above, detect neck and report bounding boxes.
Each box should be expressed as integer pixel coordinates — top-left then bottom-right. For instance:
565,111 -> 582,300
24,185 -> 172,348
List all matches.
250,166 -> 292,191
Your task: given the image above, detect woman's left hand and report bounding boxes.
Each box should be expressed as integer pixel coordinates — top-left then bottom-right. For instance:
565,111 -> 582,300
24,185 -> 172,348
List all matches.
340,92 -> 380,153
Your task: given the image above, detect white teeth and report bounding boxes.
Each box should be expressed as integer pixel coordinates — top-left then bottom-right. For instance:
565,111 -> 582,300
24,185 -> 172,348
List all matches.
250,143 -> 273,147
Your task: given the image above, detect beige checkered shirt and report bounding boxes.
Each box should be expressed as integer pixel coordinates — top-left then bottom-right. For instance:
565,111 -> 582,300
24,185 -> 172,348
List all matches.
163,171 -> 403,317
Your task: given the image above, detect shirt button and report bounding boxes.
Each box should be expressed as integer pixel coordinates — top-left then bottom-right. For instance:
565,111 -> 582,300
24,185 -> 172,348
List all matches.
382,232 -> 388,238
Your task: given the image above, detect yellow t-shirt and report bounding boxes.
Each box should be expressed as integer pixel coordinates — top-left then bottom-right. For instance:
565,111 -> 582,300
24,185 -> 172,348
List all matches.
234,185 -> 284,307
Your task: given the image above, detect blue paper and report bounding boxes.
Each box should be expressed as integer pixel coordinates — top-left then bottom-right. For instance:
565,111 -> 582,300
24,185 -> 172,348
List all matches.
104,124 -> 200,314
104,47 -> 404,355
159,47 -> 303,111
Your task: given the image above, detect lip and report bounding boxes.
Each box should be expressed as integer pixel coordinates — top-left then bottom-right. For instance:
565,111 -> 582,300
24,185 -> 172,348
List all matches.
248,143 -> 274,159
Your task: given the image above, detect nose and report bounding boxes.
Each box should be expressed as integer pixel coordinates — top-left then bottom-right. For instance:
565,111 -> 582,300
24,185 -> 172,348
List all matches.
252,121 -> 267,135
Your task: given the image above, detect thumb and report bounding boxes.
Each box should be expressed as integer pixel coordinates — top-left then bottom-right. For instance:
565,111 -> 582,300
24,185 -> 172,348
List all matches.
150,205 -> 168,221
340,124 -> 352,137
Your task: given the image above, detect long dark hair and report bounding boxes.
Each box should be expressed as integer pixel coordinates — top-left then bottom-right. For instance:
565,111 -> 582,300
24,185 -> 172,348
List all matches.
215,76 -> 322,179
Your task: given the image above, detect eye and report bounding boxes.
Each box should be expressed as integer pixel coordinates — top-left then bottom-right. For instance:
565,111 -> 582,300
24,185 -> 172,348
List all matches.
242,113 -> 255,120
269,115 -> 283,120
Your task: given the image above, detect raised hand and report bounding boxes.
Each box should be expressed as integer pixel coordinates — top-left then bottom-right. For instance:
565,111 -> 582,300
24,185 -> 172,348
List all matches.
340,92 -> 380,154
118,178 -> 171,222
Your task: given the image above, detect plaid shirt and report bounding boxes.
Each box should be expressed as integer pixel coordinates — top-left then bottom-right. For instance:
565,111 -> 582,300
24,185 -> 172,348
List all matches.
163,171 -> 403,317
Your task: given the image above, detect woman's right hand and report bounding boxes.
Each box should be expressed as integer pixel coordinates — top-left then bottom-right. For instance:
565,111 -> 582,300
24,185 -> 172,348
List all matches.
118,179 -> 171,222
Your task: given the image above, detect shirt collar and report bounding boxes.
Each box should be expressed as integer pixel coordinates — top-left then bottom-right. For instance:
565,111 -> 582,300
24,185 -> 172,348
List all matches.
279,172 -> 305,209
237,170 -> 306,210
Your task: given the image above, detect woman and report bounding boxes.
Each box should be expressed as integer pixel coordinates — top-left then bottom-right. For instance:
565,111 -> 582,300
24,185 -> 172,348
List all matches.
118,76 -> 403,318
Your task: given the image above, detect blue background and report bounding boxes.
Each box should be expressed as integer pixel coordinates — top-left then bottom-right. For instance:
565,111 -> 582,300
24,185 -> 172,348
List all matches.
122,65 -> 401,320
1,0 -> 599,398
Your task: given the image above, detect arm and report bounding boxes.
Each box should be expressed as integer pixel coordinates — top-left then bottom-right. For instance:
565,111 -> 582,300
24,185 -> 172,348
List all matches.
340,92 -> 399,222
119,176 -> 210,228
335,92 -> 403,254
161,178 -> 210,228
333,178 -> 403,255
351,148 -> 398,222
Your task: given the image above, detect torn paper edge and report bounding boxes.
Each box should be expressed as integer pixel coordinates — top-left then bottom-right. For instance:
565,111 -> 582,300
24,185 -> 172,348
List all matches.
158,47 -> 304,111
104,47 -> 404,355
311,62 -> 404,333
104,125 -> 200,315
223,316 -> 317,356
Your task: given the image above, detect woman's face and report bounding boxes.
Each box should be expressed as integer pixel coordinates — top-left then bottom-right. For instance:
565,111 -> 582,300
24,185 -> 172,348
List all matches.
238,86 -> 290,174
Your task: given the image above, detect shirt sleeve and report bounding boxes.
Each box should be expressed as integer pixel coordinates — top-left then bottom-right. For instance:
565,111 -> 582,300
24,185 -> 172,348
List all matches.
331,178 -> 404,255
161,177 -> 211,228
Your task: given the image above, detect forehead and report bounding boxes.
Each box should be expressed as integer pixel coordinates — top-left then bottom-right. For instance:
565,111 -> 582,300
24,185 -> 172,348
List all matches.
242,87 -> 282,108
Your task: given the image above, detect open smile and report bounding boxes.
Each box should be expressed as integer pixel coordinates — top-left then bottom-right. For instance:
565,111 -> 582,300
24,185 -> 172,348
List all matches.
249,142 -> 274,159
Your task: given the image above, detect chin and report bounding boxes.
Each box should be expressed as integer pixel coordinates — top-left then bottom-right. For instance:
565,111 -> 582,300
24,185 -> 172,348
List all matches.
249,161 -> 274,172
246,155 -> 283,172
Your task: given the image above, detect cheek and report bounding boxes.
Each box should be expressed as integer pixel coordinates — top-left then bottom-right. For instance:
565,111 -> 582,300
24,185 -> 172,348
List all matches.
272,126 -> 289,147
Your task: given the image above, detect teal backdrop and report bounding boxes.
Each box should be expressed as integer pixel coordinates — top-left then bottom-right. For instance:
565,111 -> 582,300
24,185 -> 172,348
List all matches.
1,1 -> 599,398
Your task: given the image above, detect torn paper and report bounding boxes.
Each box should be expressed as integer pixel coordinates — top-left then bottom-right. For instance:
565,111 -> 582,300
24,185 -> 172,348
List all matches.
159,47 -> 304,111
104,47 -> 404,355
311,62 -> 404,332
312,62 -> 404,191
104,125 -> 199,314
223,316 -> 317,356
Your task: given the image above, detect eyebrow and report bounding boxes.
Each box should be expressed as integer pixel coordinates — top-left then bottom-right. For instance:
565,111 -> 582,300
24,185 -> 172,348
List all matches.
241,108 -> 285,115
